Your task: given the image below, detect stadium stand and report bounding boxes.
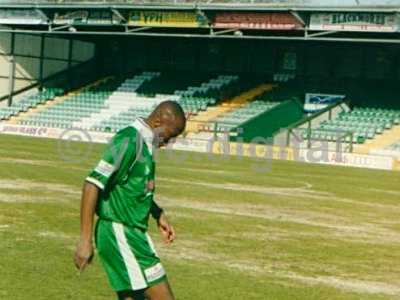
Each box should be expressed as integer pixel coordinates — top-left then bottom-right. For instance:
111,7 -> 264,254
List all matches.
184,79 -> 275,132
212,91 -> 280,132
135,71 -> 208,97
0,88 -> 63,120
91,74 -> 245,132
74,72 -> 163,130
232,99 -> 304,143
18,79 -> 118,128
176,75 -> 240,115
6,70 -> 398,155
12,72 -> 249,132
354,123 -> 400,155
305,107 -> 400,144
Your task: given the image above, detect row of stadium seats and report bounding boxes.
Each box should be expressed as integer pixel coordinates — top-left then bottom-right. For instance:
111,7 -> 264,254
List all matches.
116,72 -> 161,93
18,80 -> 119,128
85,72 -> 173,132
212,100 -> 279,132
176,75 -> 239,115
91,107 -> 152,132
178,97 -> 215,113
91,95 -> 174,132
16,71 -> 216,132
135,72 -> 208,96
0,88 -> 63,120
91,74 -> 241,132
175,75 -> 238,97
12,72 -> 259,134
303,107 -> 400,144
211,84 -> 301,133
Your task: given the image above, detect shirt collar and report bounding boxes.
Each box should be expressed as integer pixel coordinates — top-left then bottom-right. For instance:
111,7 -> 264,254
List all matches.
131,118 -> 154,154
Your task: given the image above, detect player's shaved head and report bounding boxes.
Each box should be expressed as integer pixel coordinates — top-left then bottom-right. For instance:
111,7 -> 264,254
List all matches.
145,101 -> 187,147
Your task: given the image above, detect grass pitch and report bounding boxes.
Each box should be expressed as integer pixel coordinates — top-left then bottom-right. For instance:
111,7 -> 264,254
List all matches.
0,134 -> 399,300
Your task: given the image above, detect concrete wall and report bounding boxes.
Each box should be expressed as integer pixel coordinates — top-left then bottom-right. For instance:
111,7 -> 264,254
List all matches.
0,33 -> 95,100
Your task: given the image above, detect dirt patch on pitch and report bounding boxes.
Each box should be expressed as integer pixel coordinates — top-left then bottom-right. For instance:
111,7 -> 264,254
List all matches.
0,179 -> 79,203
0,157 -> 88,171
286,274 -> 400,296
0,224 -> 10,231
37,230 -> 74,241
367,188 -> 400,197
0,193 -> 69,203
0,157 -> 54,167
0,179 -> 79,195
160,165 -> 231,175
158,177 -> 329,199
160,240 -> 219,262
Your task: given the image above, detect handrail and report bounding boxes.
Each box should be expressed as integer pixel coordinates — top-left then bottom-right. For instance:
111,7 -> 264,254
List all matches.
289,127 -> 354,153
285,98 -> 351,149
286,98 -> 349,133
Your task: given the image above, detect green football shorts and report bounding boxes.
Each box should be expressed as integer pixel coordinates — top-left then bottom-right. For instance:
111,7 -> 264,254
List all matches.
95,219 -> 167,291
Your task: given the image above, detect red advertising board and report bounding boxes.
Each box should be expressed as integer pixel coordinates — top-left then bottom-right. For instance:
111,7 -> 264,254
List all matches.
213,13 -> 303,30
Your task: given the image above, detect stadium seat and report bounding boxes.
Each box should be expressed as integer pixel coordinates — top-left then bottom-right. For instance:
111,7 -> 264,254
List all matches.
304,107 -> 400,144
212,100 -> 279,132
19,80 -> 117,129
0,88 -> 63,120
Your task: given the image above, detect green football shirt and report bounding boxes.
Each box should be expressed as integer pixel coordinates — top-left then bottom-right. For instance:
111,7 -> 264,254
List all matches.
86,119 -> 156,230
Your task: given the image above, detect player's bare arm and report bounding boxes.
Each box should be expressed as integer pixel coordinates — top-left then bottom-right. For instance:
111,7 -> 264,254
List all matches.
151,201 -> 176,245
74,182 -> 99,271
157,212 -> 176,245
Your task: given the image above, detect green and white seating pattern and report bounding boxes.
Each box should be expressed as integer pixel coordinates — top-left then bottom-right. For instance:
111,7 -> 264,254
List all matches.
175,75 -> 238,98
176,75 -> 239,115
213,101 -> 279,132
91,106 -> 153,132
73,72 -> 162,130
116,72 -> 161,93
19,83 -> 114,128
91,74 -> 241,132
90,94 -> 176,132
0,88 -> 63,120
307,107 -> 400,144
13,73 -> 244,133
177,97 -> 215,115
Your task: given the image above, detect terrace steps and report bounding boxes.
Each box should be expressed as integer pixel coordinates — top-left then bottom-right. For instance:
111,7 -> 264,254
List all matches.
354,124 -> 400,154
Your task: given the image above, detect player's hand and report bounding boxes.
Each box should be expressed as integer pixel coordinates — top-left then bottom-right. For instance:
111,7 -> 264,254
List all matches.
74,240 -> 94,272
157,212 -> 176,245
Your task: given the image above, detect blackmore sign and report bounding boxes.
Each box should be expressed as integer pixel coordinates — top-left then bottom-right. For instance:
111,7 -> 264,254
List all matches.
310,13 -> 399,32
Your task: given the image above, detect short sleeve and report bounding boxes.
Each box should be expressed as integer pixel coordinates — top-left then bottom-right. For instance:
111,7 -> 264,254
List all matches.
86,131 -> 133,190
